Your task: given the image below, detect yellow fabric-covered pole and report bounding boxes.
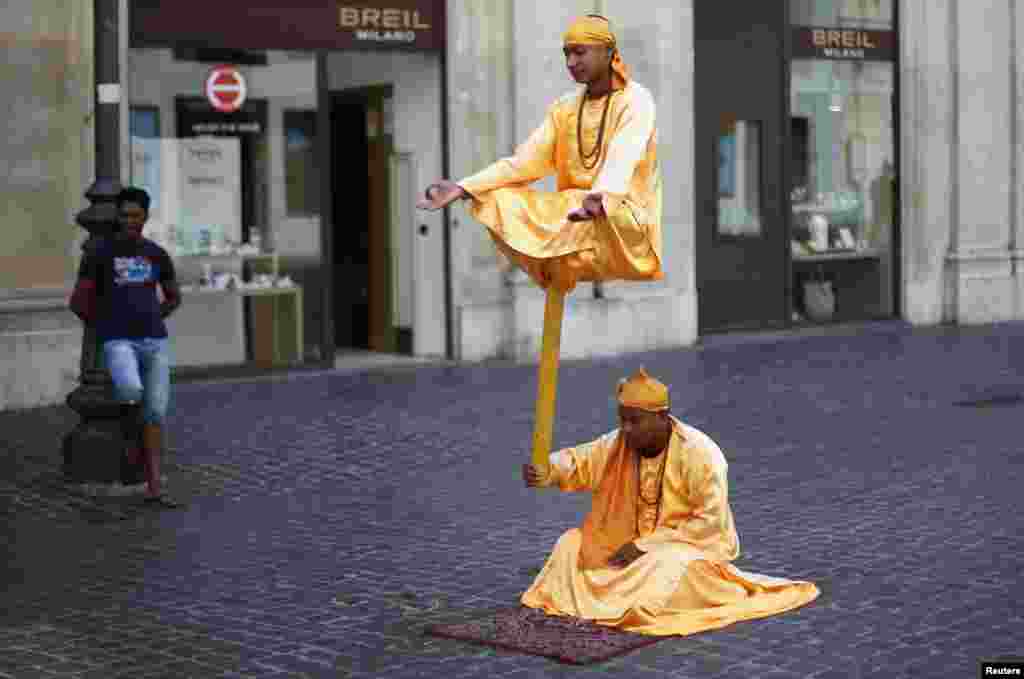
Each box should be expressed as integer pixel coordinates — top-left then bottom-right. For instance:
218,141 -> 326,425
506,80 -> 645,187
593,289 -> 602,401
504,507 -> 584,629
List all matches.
530,286 -> 566,474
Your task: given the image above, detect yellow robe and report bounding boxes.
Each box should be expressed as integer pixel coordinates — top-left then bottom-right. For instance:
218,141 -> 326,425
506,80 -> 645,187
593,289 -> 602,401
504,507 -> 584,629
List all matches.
457,81 -> 662,293
521,417 -> 821,636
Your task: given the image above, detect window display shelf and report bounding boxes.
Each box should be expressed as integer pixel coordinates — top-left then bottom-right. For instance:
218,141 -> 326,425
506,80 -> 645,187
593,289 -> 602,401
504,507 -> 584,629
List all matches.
176,252 -> 279,276
179,283 -> 296,296
793,248 -> 882,263
176,283 -> 303,366
791,203 -> 861,215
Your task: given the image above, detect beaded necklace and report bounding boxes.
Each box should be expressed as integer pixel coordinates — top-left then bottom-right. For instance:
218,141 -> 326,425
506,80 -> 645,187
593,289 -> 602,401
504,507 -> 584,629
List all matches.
577,88 -> 618,170
635,448 -> 668,535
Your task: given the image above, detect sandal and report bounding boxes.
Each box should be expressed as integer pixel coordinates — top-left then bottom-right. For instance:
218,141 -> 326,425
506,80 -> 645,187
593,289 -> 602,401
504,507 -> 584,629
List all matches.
143,494 -> 184,509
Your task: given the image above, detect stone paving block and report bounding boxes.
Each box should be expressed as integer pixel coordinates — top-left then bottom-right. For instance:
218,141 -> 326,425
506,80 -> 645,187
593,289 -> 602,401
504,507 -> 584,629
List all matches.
0,670 -> 59,679
4,322 -> 1024,677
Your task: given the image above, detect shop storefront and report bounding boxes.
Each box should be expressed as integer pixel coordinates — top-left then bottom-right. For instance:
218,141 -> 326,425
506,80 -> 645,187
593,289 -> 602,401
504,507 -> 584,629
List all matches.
695,0 -> 899,332
8,0 -> 1024,412
125,0 -> 448,371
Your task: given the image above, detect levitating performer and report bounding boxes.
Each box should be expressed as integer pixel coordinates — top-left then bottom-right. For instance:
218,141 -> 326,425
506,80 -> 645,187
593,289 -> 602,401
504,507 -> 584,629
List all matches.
418,14 -> 662,293
419,14 -> 664,471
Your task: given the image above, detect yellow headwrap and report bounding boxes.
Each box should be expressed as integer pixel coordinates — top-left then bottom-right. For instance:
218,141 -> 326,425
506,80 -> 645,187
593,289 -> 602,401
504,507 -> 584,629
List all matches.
562,15 -> 631,89
616,367 -> 669,412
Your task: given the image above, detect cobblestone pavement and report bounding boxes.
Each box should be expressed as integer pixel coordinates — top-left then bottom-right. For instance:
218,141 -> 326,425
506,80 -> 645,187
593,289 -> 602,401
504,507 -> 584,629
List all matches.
2,320 -> 1023,678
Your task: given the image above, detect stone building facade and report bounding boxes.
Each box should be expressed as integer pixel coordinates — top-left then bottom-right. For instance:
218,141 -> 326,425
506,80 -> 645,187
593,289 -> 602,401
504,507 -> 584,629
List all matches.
2,0 -> 1022,411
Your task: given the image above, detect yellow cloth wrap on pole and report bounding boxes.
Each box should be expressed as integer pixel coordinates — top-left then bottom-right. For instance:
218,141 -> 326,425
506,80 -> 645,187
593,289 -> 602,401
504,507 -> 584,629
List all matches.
530,287 -> 566,473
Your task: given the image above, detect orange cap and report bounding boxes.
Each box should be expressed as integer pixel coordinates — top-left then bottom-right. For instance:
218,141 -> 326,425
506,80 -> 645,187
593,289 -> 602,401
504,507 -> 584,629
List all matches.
616,367 -> 669,412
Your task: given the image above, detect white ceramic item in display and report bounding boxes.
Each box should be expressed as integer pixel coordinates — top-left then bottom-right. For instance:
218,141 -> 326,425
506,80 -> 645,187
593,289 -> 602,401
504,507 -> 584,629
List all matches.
839,228 -> 856,249
809,214 -> 829,252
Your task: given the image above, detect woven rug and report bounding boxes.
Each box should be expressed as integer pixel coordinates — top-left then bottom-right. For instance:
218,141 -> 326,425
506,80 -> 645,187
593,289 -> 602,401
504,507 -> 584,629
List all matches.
425,606 -> 665,665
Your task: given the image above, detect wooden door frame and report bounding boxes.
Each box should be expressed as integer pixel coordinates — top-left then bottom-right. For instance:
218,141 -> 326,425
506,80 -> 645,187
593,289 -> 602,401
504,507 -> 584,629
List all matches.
329,84 -> 396,353
781,0 -> 795,327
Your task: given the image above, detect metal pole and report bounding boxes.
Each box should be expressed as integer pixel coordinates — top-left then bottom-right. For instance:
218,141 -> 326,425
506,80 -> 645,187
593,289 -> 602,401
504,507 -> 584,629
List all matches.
78,0 -> 122,380
439,1 -> 455,361
94,0 -> 120,184
64,0 -> 136,484
317,51 -> 335,367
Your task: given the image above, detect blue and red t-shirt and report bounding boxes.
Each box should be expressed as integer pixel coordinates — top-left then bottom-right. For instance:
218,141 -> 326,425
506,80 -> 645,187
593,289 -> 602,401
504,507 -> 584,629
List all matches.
80,236 -> 176,342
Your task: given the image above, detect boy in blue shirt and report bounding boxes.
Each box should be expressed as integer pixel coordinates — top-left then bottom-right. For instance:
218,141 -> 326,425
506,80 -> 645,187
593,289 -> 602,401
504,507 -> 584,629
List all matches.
70,187 -> 183,508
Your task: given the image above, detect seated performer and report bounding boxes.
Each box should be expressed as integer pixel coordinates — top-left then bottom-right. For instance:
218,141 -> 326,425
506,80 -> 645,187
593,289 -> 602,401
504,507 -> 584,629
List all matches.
418,14 -> 662,294
520,368 -> 820,636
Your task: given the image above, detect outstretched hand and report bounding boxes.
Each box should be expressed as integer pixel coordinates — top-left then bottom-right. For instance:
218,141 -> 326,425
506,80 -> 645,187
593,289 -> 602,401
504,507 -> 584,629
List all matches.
417,180 -> 469,211
607,542 -> 645,569
567,192 -> 606,222
522,463 -> 547,488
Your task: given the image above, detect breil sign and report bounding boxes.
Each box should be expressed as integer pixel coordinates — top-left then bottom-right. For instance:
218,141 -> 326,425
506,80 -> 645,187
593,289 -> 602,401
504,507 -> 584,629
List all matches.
131,1 -> 444,52
337,3 -> 437,46
792,26 -> 896,61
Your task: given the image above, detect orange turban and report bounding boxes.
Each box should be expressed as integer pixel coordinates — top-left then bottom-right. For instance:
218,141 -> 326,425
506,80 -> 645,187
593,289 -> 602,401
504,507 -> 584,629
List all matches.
616,367 -> 669,412
562,15 -> 631,90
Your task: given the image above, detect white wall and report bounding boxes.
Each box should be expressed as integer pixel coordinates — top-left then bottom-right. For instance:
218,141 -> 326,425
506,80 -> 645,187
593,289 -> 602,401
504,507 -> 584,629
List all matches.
602,0 -> 693,313
902,0 -> 1024,325
956,1 -> 1012,253
447,0 -> 516,310
949,0 -> 1016,323
900,0 -> 953,324
0,0 -> 94,291
451,1 -> 697,361
0,322 -> 81,411
1016,0 -> 1024,316
0,0 -> 93,411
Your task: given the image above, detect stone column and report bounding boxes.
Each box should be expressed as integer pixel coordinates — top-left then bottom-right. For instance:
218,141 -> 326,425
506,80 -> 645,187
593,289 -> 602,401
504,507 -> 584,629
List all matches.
945,0 -> 1016,324
899,0 -> 955,324
446,0 -> 516,361
1013,0 -> 1024,315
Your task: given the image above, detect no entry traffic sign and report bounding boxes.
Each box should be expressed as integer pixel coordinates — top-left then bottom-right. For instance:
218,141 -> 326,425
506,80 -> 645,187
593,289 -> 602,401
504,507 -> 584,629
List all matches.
205,65 -> 247,113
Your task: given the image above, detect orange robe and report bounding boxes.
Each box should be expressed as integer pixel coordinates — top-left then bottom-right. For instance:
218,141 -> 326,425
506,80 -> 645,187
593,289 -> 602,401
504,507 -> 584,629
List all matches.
457,81 -> 662,293
521,417 -> 820,636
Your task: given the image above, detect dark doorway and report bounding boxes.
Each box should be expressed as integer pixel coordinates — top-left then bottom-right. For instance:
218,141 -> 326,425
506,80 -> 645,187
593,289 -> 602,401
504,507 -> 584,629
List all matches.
694,1 -> 789,333
330,86 -> 396,353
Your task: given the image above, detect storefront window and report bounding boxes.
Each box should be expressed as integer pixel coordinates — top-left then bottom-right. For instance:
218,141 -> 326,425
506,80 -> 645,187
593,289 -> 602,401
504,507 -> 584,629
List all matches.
127,48 -> 322,367
790,0 -> 893,30
284,110 -> 319,216
717,118 -> 763,238
789,0 -> 896,323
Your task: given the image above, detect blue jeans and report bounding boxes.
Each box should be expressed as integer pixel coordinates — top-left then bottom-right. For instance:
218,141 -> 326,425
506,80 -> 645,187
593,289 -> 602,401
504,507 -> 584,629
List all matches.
103,338 -> 171,425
